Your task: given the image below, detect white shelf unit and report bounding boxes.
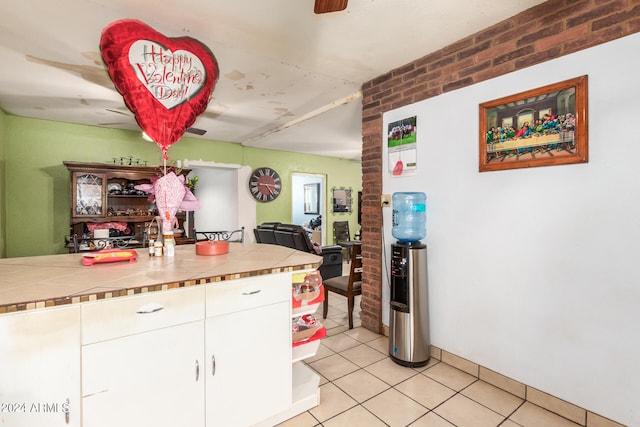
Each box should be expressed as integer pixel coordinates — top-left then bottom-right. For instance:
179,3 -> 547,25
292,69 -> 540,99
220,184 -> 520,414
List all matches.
290,292 -> 326,414
292,338 -> 322,363
291,302 -> 325,362
258,272 -> 326,426
290,362 -> 321,414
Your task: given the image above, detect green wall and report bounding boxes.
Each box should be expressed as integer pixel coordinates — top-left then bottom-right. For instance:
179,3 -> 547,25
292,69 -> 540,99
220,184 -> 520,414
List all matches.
0,109 -> 6,258
3,115 -> 361,257
243,147 -> 362,243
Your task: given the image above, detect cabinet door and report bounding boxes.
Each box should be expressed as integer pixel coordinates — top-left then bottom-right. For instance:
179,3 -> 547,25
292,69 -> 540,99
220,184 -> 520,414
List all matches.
82,320 -> 205,427
206,301 -> 291,427
0,306 -> 81,427
71,172 -> 106,218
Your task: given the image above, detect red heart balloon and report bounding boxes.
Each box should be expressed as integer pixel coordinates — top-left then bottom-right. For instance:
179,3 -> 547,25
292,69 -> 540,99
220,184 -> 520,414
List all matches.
100,20 -> 219,158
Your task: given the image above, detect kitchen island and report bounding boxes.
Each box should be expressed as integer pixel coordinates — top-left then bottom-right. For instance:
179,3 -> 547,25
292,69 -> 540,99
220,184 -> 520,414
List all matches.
0,243 -> 323,427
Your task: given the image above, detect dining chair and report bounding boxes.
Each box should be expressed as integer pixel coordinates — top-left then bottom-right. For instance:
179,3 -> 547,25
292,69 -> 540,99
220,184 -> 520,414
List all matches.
195,227 -> 244,243
332,221 -> 351,245
322,243 -> 362,329
333,220 -> 358,261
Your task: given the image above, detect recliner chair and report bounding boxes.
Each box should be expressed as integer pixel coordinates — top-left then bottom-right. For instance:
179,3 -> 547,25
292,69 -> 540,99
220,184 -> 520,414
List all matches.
255,222 -> 280,244
254,222 -> 343,280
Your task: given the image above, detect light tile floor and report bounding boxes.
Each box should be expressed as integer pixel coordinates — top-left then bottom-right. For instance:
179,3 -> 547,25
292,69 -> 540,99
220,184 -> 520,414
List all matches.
278,292 -> 586,427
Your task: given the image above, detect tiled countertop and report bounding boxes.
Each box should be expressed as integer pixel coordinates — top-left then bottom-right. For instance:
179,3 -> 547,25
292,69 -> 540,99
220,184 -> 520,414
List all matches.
0,243 -> 321,314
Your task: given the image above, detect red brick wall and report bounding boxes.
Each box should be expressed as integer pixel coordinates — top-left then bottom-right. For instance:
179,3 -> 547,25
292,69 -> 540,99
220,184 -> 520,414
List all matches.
359,0 -> 640,332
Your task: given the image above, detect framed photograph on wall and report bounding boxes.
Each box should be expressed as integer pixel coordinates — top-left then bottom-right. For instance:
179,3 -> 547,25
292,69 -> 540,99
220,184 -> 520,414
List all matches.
479,75 -> 588,172
304,183 -> 320,214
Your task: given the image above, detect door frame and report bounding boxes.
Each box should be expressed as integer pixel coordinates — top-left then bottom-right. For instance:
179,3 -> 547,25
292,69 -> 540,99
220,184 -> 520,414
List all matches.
291,172 -> 326,245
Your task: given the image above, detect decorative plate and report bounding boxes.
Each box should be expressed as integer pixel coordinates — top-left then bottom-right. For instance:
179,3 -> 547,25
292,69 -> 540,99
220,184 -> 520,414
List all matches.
107,183 -> 122,194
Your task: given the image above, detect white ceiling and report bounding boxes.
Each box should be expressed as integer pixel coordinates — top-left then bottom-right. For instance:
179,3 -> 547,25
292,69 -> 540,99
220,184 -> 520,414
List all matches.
0,0 -> 545,161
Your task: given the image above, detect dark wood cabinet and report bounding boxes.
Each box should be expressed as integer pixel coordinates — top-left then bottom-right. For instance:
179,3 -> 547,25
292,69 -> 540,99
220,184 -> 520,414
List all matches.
64,161 -> 194,252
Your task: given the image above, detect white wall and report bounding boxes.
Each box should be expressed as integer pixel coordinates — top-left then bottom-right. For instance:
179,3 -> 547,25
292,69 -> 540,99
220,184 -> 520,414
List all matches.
185,160 -> 255,240
382,33 -> 640,426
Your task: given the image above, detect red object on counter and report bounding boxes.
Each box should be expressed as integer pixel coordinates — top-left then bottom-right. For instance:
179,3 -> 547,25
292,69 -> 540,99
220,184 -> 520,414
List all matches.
195,240 -> 229,256
82,249 -> 138,266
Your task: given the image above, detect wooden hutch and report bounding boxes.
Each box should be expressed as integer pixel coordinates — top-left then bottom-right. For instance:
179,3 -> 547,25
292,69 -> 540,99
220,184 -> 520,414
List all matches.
64,161 -> 195,252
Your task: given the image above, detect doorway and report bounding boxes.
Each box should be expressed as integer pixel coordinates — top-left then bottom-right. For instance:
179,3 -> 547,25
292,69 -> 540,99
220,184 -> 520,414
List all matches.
183,159 -> 255,239
291,173 -> 326,245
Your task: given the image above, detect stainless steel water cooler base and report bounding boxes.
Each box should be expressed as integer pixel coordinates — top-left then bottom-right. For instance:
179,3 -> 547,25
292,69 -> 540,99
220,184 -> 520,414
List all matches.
389,242 -> 430,367
389,311 -> 430,367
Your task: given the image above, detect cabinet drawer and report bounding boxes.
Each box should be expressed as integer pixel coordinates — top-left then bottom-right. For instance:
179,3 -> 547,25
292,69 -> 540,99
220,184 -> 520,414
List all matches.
82,285 -> 205,344
206,273 -> 290,317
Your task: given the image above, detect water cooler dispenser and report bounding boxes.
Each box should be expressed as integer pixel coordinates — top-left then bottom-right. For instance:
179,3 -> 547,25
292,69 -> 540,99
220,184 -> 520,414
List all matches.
389,192 -> 430,367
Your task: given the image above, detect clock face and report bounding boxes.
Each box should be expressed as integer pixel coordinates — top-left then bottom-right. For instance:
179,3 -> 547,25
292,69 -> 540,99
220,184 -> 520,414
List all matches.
249,167 -> 282,202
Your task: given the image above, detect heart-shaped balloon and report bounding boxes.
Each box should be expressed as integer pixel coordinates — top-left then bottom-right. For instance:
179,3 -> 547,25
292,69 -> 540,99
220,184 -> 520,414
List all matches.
100,19 -> 219,158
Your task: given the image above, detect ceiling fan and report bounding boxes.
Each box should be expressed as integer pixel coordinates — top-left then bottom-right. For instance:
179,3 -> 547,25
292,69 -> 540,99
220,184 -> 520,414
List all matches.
102,108 -> 207,135
314,0 -> 348,14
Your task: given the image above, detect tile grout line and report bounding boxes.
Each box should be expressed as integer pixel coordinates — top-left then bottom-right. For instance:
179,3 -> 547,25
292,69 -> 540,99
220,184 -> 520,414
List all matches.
311,365 -> 392,426
316,324 -> 501,426
431,346 -> 610,427
319,364 -> 422,427
317,336 -> 520,427
307,305 -> 628,427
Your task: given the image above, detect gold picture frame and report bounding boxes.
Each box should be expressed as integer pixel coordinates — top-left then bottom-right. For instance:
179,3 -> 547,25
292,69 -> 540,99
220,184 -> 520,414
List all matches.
479,75 -> 588,172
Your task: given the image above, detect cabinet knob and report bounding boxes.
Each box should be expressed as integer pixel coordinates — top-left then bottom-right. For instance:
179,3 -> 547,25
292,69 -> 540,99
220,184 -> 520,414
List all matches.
136,302 -> 165,314
195,360 -> 200,382
211,354 -> 216,376
241,289 -> 262,296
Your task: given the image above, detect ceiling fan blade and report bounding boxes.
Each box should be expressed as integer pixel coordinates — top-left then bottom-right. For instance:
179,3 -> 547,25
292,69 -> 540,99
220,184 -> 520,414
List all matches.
104,107 -> 205,135
105,108 -> 131,116
314,0 -> 348,14
104,108 -> 205,135
186,127 -> 207,136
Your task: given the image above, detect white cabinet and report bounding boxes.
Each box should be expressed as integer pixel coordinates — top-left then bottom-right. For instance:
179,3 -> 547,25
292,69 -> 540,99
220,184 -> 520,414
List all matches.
0,305 -> 81,427
82,320 -> 205,427
205,274 -> 292,427
81,274 -> 294,427
81,286 -> 205,427
80,284 -> 205,345
206,303 -> 290,426
0,270 -> 310,427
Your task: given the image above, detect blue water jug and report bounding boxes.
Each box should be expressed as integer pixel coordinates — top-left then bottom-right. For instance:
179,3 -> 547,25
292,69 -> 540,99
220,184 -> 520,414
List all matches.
392,192 -> 426,242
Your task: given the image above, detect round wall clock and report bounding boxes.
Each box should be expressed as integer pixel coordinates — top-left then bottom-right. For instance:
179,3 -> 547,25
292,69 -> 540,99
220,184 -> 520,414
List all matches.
249,167 -> 282,202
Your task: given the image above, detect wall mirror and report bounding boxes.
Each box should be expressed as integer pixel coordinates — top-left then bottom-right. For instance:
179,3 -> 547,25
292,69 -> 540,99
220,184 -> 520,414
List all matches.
304,183 -> 320,214
332,187 -> 352,213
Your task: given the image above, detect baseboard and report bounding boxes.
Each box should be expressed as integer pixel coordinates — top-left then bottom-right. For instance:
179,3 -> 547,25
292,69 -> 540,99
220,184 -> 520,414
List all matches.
428,345 -> 626,427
